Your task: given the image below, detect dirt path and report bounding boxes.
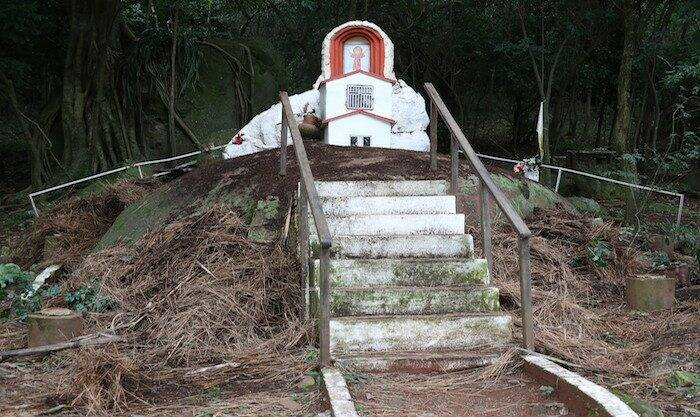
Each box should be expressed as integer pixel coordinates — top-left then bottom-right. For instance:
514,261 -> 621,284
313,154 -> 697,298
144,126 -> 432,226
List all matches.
348,370 -> 583,417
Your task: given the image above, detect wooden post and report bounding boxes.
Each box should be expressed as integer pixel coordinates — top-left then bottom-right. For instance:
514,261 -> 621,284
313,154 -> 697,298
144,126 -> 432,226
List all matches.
519,236 -> 534,350
319,245 -> 331,367
279,109 -> 288,176
450,133 -> 459,194
480,180 -> 493,275
298,185 -> 311,321
430,100 -> 438,171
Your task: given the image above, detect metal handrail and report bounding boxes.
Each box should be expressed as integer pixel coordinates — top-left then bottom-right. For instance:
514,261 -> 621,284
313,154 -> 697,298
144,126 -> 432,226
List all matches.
278,91 -> 333,366
424,83 -> 535,350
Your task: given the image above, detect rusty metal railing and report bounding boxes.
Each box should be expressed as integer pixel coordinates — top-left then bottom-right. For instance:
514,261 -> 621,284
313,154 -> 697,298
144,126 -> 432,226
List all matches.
424,83 -> 535,350
278,91 -> 333,366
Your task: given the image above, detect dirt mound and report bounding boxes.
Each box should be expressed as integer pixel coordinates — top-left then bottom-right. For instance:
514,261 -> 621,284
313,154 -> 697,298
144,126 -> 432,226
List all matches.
98,142 -> 571,249
12,180 -> 158,269
58,205 -> 313,413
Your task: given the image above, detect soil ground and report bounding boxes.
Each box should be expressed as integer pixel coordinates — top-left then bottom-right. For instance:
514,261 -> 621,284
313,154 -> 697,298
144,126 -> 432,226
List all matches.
348,370 -> 583,417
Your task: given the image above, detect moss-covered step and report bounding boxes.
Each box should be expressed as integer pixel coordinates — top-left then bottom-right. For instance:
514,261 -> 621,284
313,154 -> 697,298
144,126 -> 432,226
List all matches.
309,213 -> 465,236
314,258 -> 490,287
311,234 -> 474,259
315,180 -> 449,198
329,313 -> 512,354
314,195 -> 457,216
330,286 -> 500,316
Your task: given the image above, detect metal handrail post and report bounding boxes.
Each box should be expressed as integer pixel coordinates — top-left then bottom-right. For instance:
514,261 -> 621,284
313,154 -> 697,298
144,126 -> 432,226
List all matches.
518,236 -> 534,350
299,185 -> 311,321
430,100 -> 438,171
554,168 -> 562,192
450,133 -> 459,194
319,245 -> 331,366
480,180 -> 493,276
676,195 -> 684,228
280,107 -> 288,176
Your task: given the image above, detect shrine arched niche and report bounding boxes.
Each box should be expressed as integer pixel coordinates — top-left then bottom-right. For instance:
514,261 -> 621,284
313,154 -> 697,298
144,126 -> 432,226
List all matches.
329,25 -> 385,77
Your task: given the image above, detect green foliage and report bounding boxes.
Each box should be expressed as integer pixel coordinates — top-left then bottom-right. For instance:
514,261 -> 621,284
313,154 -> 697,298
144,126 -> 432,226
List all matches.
613,390 -> 665,417
651,252 -> 671,269
0,263 -> 59,320
662,223 -> 700,263
343,370 -> 369,385
588,240 -> 612,267
254,197 -> 279,221
539,385 -> 555,396
64,279 -> 116,313
303,345 -> 319,363
202,386 -> 222,400
667,370 -> 700,394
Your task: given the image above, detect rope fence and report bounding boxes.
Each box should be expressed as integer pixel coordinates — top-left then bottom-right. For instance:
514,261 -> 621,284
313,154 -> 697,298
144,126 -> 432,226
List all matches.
28,143 -> 229,216
476,153 -> 685,227
26,144 -> 685,228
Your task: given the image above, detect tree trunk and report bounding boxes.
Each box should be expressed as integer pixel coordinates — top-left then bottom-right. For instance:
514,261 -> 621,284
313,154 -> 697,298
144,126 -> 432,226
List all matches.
61,0 -> 132,175
168,7 -> 179,157
611,0 -> 639,223
583,85 -> 592,142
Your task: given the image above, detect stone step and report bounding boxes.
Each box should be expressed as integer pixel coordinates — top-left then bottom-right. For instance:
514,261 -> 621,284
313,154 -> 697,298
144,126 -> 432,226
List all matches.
314,258 -> 489,287
329,313 -> 512,355
311,234 -> 474,259
330,286 -> 500,316
335,349 -> 504,373
315,180 -> 449,198
315,195 -> 456,216
310,213 -> 465,236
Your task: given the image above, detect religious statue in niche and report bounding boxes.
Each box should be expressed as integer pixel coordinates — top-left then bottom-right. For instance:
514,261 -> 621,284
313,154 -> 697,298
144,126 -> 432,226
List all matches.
343,37 -> 370,73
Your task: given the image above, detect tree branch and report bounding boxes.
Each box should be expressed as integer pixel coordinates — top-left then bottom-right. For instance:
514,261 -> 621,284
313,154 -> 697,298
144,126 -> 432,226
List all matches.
517,8 -> 545,98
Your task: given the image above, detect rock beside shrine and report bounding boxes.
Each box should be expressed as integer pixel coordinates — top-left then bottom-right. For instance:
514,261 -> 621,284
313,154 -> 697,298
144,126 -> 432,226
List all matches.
223,80 -> 430,159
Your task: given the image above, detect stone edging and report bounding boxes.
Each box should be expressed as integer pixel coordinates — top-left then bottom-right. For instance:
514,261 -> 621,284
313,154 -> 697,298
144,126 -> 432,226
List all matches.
322,367 -> 359,417
523,354 -> 638,417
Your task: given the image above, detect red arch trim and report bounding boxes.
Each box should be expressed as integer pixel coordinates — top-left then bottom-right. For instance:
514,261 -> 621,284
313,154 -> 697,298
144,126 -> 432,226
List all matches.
330,25 -> 385,77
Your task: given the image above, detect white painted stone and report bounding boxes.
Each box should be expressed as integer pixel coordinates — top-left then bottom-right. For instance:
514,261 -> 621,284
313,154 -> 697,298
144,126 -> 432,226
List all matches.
315,180 -> 448,197
523,355 -> 639,417
329,313 -> 513,354
313,234 -> 474,259
391,80 -> 429,134
310,213 -> 465,236
223,89 -> 319,159
321,367 -> 360,417
316,195 -> 456,216
315,258 -> 490,287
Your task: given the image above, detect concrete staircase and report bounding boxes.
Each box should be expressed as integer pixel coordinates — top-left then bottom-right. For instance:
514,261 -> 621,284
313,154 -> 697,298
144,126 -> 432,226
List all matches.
308,180 -> 512,372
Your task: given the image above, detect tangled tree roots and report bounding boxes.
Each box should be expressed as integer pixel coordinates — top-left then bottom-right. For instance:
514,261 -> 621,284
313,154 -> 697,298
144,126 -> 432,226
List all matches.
62,205 -> 312,413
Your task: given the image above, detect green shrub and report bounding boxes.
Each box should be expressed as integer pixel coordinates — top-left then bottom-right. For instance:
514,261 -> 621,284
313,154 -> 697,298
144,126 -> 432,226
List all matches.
0,263 -> 60,320
588,241 -> 612,267
64,279 -> 116,313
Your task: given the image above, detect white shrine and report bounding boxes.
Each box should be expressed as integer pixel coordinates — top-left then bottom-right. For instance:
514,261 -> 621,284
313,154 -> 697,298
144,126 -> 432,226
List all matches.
317,23 -> 397,148
223,21 -> 429,159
